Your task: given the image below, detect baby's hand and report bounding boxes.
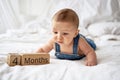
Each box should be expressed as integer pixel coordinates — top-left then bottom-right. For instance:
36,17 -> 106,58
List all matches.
85,60 -> 97,66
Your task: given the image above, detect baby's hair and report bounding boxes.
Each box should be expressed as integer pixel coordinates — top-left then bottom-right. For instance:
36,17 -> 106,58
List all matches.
52,8 -> 79,28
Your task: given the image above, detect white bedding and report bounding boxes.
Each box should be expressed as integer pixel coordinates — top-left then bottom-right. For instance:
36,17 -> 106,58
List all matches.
0,41 -> 120,80
0,28 -> 120,80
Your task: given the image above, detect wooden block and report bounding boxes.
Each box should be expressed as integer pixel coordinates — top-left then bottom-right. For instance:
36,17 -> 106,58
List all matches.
7,53 -> 21,66
21,53 -> 50,65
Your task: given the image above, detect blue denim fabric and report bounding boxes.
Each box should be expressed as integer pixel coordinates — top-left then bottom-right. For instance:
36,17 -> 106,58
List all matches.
86,38 -> 96,50
55,34 -> 96,60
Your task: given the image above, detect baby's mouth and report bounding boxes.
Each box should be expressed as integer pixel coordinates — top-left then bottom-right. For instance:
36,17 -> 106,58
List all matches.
57,41 -> 63,44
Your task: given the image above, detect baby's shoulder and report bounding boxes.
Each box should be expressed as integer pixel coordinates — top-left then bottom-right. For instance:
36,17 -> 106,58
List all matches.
78,37 -> 87,45
79,36 -> 85,41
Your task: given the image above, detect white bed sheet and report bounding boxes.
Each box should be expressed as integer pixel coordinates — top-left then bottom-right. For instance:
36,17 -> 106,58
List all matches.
0,40 -> 120,80
0,21 -> 120,80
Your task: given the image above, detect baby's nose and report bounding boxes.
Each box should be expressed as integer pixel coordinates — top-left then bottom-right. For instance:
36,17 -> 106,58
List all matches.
57,34 -> 63,40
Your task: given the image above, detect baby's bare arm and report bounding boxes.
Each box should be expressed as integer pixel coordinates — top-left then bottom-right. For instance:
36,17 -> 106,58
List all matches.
36,38 -> 54,53
79,37 -> 97,66
85,51 -> 97,66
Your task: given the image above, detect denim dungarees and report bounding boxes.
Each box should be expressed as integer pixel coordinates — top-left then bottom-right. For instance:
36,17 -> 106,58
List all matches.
55,34 -> 96,60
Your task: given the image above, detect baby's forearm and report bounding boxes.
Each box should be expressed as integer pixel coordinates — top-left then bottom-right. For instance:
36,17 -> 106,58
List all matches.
85,52 -> 97,66
36,48 -> 45,53
87,52 -> 97,60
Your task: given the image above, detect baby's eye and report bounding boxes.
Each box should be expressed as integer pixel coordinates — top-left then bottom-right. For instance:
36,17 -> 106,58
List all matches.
63,33 -> 68,35
54,32 -> 58,34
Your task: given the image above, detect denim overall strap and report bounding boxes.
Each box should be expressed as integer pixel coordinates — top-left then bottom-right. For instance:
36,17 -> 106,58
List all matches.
55,43 -> 60,52
73,34 -> 80,54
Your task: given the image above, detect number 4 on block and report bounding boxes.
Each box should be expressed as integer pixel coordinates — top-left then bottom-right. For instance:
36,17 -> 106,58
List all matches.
7,53 -> 21,66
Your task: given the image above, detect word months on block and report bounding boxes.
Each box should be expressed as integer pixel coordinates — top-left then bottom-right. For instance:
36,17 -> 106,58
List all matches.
21,53 -> 50,65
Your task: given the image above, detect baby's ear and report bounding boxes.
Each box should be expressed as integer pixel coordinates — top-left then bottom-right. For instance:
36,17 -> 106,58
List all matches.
77,29 -> 80,33
74,29 -> 79,37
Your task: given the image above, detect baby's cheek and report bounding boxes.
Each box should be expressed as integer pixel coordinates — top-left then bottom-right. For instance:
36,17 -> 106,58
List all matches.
65,38 -> 71,43
53,36 -> 57,41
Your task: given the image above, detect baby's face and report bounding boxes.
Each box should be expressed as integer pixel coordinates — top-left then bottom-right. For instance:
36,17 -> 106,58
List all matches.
52,21 -> 79,45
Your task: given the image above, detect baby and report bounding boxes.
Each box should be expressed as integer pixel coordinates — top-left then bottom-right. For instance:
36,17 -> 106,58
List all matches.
36,8 -> 97,66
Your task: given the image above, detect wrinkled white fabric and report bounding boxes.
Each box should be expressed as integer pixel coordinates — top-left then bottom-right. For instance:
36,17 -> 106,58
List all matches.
0,42 -> 120,80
